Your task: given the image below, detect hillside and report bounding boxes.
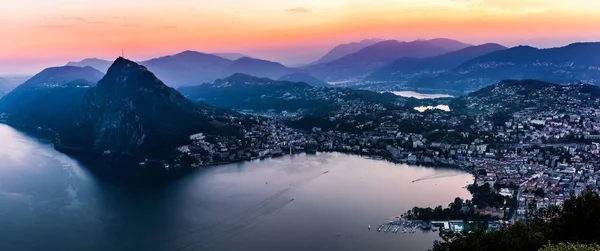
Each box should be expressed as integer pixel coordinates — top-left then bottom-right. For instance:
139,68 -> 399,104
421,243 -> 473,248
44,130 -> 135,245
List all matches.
408,43 -> 600,92
66,58 -> 112,73
450,79 -> 600,115
432,190 -> 600,251
140,51 -> 233,87
278,72 -> 329,87
0,66 -> 104,131
70,57 -> 244,159
312,38 -> 384,64
223,57 -> 295,80
424,38 -> 472,51
305,40 -> 450,81
212,53 -> 246,60
367,43 -> 506,81
179,73 -> 401,113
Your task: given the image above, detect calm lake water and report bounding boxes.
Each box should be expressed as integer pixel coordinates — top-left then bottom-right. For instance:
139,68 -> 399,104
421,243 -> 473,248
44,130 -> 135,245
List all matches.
0,124 -> 473,251
391,91 -> 454,99
414,105 -> 451,112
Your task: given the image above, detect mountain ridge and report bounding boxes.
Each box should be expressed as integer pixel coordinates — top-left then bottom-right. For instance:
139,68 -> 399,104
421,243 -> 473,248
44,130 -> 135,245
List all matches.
406,42 -> 600,92
305,39 -> 452,81
367,43 -> 507,81
312,38 -> 384,65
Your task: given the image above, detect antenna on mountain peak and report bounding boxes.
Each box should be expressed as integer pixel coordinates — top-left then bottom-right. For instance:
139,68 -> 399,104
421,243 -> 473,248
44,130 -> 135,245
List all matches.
122,49 -> 125,58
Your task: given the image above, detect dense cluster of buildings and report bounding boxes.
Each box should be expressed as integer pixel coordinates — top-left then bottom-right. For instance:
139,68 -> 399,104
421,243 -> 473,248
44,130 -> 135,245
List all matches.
172,83 -> 600,225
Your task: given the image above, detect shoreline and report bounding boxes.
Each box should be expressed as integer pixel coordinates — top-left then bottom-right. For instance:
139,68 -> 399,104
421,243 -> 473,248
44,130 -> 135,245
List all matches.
1,121 -> 477,187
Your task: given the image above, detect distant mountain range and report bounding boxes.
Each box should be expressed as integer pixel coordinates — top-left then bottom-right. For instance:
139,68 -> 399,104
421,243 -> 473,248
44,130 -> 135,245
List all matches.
212,53 -> 247,60
67,58 -> 113,73
63,40 -> 600,93
224,57 -> 295,80
67,52 -> 326,88
140,51 -> 233,86
304,38 -> 469,81
278,72 -> 329,87
406,42 -> 600,92
0,66 -> 104,130
367,43 -> 507,81
312,39 -> 384,65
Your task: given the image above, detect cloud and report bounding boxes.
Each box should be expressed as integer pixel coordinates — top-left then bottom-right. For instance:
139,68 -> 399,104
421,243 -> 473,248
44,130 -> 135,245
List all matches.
285,7 -> 311,14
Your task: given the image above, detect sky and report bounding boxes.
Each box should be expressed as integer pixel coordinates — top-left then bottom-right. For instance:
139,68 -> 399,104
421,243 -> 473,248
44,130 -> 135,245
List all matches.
1,0 -> 600,74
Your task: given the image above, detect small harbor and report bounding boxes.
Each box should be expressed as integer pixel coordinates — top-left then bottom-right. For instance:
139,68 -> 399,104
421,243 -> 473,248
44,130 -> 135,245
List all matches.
372,219 -> 504,235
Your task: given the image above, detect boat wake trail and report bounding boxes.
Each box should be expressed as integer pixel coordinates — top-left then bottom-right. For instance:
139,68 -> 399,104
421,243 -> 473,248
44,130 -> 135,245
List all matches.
165,170 -> 329,250
412,172 -> 458,183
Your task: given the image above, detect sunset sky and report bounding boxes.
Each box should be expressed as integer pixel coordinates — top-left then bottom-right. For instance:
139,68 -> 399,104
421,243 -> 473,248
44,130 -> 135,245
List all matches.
2,0 -> 600,74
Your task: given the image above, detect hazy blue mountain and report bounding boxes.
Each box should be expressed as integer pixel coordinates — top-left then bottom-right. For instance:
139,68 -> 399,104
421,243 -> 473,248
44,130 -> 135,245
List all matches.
66,58 -> 113,73
278,72 -> 329,87
312,39 -> 384,65
423,38 -> 472,51
368,43 -> 507,81
179,73 -> 313,111
304,40 -> 450,81
66,52 -> 302,87
0,66 -> 104,130
69,58 -> 242,159
212,53 -> 247,60
139,50 -> 233,87
408,42 -> 600,92
9,66 -> 103,89
223,57 -> 295,80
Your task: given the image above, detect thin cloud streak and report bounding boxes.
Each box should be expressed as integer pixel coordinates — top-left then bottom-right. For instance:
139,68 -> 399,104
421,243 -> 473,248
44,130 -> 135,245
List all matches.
285,7 -> 312,13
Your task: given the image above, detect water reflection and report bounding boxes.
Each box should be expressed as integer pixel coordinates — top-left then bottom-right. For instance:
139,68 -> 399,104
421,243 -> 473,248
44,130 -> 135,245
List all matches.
414,105 -> 451,112
390,91 -> 453,99
0,124 -> 473,251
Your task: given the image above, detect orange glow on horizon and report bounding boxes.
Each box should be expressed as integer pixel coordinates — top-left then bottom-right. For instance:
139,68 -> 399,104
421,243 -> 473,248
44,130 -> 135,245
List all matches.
1,0 -> 600,73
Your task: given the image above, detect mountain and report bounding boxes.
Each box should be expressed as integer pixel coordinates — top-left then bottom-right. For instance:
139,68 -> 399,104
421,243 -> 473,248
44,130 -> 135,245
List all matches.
423,38 -> 472,51
178,73 -> 402,113
367,43 -> 507,81
451,79 -> 600,115
278,72 -> 329,87
212,53 -> 246,60
64,52 -> 300,88
312,39 -> 384,65
139,51 -> 233,87
223,57 -> 295,80
408,42 -> 600,92
68,57 -> 243,159
12,66 -> 104,89
304,40 -> 450,81
179,73 -> 315,111
66,58 -> 113,73
0,66 -> 104,130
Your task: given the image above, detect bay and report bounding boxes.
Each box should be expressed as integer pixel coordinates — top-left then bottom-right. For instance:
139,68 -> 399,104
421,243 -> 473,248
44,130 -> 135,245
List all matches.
0,124 -> 473,251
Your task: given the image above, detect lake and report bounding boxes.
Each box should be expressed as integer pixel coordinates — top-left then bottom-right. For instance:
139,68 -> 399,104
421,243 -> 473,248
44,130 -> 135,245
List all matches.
0,123 -> 473,251
414,105 -> 451,112
391,91 -> 454,99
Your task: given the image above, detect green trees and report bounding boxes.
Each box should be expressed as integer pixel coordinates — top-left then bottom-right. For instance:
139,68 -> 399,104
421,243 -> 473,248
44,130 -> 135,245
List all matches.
538,243 -> 600,251
431,190 -> 600,251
